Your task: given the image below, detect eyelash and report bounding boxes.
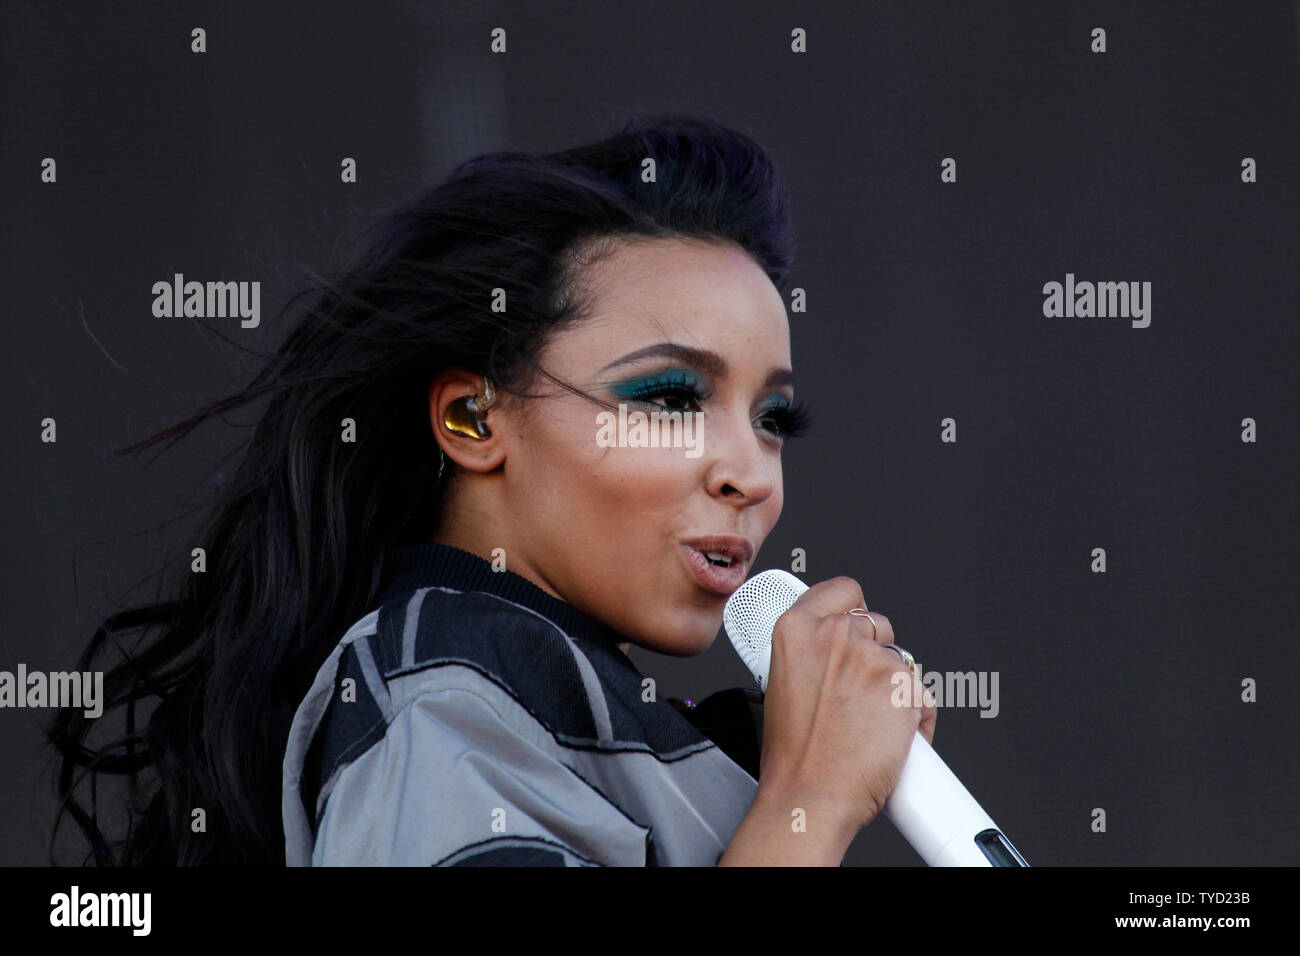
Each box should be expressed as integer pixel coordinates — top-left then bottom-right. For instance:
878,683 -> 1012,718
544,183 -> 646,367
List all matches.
618,380 -> 813,441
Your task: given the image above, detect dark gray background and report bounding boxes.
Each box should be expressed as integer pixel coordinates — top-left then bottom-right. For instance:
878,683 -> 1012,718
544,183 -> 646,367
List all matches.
3,1 -> 1297,866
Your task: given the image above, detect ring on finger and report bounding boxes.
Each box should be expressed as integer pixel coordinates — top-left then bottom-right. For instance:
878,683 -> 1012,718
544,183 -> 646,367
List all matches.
843,607 -> 877,641
880,643 -> 918,678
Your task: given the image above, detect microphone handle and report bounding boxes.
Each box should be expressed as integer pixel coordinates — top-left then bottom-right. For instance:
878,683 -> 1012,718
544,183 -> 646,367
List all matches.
884,731 -> 1030,866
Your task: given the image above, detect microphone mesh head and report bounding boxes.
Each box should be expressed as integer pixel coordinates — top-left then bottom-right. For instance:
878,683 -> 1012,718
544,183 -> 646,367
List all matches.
722,569 -> 809,692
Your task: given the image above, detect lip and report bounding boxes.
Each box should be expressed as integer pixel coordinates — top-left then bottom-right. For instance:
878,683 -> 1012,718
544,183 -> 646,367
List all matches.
679,535 -> 754,596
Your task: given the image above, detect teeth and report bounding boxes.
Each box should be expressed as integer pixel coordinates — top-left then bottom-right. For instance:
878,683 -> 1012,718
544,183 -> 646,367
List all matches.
704,551 -> 733,566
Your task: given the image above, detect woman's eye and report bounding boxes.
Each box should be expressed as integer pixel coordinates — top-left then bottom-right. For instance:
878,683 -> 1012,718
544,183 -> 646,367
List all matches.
610,369 -> 707,412
610,374 -> 811,441
756,402 -> 813,440
638,385 -> 702,412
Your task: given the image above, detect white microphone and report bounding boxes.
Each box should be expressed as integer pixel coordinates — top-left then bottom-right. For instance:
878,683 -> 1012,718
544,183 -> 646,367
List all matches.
722,569 -> 1029,867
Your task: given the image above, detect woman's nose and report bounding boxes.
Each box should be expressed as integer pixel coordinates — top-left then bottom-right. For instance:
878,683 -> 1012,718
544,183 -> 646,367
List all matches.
700,412 -> 778,504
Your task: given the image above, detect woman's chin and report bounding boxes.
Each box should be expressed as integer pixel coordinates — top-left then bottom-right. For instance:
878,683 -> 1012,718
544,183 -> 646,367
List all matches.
639,613 -> 724,658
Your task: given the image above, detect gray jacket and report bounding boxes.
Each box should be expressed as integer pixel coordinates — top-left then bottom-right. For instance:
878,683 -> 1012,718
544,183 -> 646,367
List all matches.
281,542 -> 761,865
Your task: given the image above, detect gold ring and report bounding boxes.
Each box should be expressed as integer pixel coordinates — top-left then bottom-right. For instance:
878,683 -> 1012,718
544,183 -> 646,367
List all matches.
844,607 -> 877,641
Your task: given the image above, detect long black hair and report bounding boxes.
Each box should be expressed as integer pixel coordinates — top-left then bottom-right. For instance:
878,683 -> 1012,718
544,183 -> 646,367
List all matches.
45,114 -> 798,865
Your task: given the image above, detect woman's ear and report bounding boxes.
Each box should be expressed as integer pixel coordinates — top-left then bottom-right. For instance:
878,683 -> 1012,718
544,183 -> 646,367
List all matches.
427,371 -> 508,475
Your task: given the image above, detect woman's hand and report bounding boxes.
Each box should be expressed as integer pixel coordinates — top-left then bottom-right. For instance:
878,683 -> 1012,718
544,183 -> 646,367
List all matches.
755,576 -> 937,842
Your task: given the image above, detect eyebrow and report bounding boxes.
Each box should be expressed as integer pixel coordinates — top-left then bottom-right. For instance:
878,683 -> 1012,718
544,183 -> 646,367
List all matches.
598,342 -> 794,390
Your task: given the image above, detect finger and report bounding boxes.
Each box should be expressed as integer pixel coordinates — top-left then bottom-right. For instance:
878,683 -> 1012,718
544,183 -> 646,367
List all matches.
791,576 -> 867,619
859,611 -> 893,645
880,658 -> 930,711
792,579 -> 895,645
915,675 -> 937,745
835,610 -> 894,649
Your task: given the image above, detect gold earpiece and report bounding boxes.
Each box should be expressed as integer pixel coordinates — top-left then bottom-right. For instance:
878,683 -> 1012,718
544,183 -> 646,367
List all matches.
442,378 -> 496,440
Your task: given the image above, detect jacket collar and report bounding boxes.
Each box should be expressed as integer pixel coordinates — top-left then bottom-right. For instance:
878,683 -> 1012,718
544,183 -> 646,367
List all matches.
375,541 -> 763,778
375,541 -> 634,658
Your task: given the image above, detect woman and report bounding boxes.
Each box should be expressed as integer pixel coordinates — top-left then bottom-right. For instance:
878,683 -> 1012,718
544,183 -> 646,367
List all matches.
48,115 -> 935,866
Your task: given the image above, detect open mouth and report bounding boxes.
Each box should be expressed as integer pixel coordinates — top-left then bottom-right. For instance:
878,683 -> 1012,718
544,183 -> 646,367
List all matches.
679,539 -> 751,597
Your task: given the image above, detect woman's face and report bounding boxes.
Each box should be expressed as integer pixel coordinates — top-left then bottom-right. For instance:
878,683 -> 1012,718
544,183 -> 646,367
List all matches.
438,236 -> 798,657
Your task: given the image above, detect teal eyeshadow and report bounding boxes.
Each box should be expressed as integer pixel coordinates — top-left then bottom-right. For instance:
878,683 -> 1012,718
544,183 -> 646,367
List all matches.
756,395 -> 792,413
608,368 -> 702,400
608,371 -> 792,418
